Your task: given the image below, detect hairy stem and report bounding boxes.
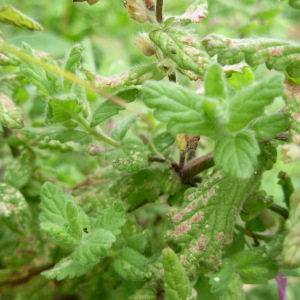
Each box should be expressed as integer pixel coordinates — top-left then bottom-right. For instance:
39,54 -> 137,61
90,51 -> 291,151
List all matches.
156,0 -> 164,23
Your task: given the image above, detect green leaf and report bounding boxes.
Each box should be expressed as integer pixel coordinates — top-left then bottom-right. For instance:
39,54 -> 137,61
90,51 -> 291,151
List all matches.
40,182 -> 90,247
205,63 -> 227,100
90,88 -> 139,128
45,94 -> 83,124
3,148 -> 35,189
278,171 -> 294,208
0,93 -> 24,129
227,67 -> 255,90
0,5 -> 43,30
47,129 -> 88,143
289,0 -> 300,9
111,115 -> 137,141
152,131 -> 175,155
253,113 -> 290,140
128,288 -> 157,300
142,81 -> 221,136
214,131 -> 260,178
105,139 -> 149,173
227,73 -> 284,132
93,202 -> 125,235
162,248 -> 194,300
150,27 -> 210,77
114,247 -> 152,281
223,274 -> 245,300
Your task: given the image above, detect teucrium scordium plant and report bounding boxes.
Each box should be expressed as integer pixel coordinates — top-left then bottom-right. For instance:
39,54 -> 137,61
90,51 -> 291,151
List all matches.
0,0 -> 300,299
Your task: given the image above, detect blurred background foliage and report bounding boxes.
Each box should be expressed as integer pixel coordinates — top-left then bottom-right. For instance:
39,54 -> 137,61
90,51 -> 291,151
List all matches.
1,0 -> 300,299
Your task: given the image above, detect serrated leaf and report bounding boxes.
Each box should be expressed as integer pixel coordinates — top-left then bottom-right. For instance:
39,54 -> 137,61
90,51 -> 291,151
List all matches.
0,93 -> 24,129
86,63 -> 166,89
202,34 -> 300,78
40,182 -> 90,247
45,94 -> 83,124
91,88 -> 139,127
41,256 -> 93,280
93,203 -> 125,235
0,5 -> 43,30
227,74 -> 284,132
114,247 -> 152,281
227,67 -> 255,90
162,248 -> 194,300
253,113 -> 290,140
105,139 -> 149,173
167,143 -> 276,269
214,131 -> 260,178
150,27 -> 210,76
205,63 -> 227,100
111,115 -> 136,141
142,81 -> 221,136
3,148 -> 35,189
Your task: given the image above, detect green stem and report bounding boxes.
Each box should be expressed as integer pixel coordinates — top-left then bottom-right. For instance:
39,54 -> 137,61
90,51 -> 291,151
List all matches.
268,203 -> 289,219
156,0 -> 164,23
235,224 -> 274,242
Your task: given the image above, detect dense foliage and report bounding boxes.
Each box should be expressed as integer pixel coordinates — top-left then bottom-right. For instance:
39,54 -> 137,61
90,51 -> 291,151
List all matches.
1,0 -> 300,299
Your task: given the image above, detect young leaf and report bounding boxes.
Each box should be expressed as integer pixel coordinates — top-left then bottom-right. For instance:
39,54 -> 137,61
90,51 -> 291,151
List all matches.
40,182 -> 90,247
111,115 -> 137,141
105,138 -> 149,173
0,5 -> 43,30
3,148 -> 35,189
114,247 -> 152,281
205,63 -> 227,100
214,131 -> 260,178
149,27 -> 211,76
227,73 -> 284,132
90,88 -> 139,127
0,93 -> 24,129
175,0 -> 208,25
252,113 -> 290,140
142,81 -> 221,136
227,67 -> 255,90
162,248 -> 194,300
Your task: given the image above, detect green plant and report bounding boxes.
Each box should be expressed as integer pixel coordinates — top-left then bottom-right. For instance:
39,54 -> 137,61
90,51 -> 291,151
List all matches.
0,0 -> 300,299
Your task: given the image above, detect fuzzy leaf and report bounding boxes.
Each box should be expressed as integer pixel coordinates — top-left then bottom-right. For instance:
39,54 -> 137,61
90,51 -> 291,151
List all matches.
227,73 -> 284,132
40,182 -> 90,247
111,115 -> 136,141
114,247 -> 152,281
162,248 -> 194,300
0,93 -> 24,129
150,27 -> 210,76
3,149 -> 35,189
175,0 -> 208,25
253,113 -> 290,140
128,288 -> 157,300
0,5 -> 43,30
205,63 -> 227,100
105,139 -> 149,173
202,34 -> 300,78
214,131 -> 260,178
227,67 -> 255,90
142,81 -> 221,136
91,88 -> 139,127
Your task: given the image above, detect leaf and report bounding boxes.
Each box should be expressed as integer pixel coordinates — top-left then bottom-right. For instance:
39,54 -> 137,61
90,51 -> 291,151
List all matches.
175,0 -> 208,25
278,171 -> 294,208
227,73 -> 284,132
253,113 -> 290,140
205,63 -> 227,100
214,131 -> 260,178
45,94 -> 83,124
0,182 -> 28,217
167,143 -> 276,269
0,93 -> 24,129
47,129 -> 88,143
0,5 -> 43,30
40,182 -> 90,247
3,148 -> 35,189
86,63 -> 166,89
142,81 -> 221,136
150,27 -> 211,76
128,288 -> 157,300
202,34 -> 300,78
111,115 -> 137,141
162,248 -> 194,300
114,247 -> 152,281
105,139 -> 149,173
289,0 -> 300,9
227,67 -> 255,90
90,88 -> 139,127
152,131 -> 175,155
93,203 -> 126,235
223,274 -> 245,300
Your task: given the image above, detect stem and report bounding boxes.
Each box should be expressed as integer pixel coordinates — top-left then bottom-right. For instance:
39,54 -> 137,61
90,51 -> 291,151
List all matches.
235,224 -> 274,242
179,151 -> 186,170
156,0 -> 164,23
268,203 -> 289,219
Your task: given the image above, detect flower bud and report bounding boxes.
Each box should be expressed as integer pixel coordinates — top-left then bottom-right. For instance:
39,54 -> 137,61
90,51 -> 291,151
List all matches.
87,144 -> 102,156
124,0 -> 149,23
135,33 -> 156,56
